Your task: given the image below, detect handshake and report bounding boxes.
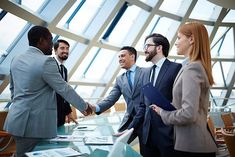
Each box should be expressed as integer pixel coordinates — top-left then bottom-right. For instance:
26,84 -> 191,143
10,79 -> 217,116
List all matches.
81,102 -> 96,116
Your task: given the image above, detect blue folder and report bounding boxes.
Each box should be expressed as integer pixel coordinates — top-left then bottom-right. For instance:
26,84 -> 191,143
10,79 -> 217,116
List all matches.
142,83 -> 176,111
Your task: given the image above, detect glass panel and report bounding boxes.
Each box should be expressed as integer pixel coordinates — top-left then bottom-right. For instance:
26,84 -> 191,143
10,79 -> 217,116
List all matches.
205,25 -> 213,36
85,48 -> 116,81
211,27 -> 228,48
136,55 -> 152,67
22,0 -> 46,12
189,0 -> 222,21
136,16 -> 180,51
10,0 -> 47,12
57,0 -> 105,35
212,62 -> 224,87
210,89 -> 223,97
70,47 -> 116,82
138,0 -> 159,6
74,85 -> 96,99
136,15 -> 160,51
219,28 -> 235,57
0,13 -> 27,55
159,0 -> 192,16
169,44 -> 178,56
106,5 -> 141,45
222,9 -> 235,23
221,62 -> 232,82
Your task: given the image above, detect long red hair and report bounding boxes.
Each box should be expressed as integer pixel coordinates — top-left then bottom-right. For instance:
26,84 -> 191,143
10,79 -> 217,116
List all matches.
178,21 -> 214,85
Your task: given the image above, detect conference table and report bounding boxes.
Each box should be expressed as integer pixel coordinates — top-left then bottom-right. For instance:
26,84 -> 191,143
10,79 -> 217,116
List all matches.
33,112 -> 131,156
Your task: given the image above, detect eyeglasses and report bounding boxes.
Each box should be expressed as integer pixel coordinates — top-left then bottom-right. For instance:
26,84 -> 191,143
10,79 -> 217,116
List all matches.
143,44 -> 157,50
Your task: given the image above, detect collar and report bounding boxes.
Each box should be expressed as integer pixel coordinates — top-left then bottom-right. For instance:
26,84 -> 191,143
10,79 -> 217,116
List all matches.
29,46 -> 44,55
54,56 -> 63,65
128,64 -> 137,72
154,57 -> 166,68
182,57 -> 190,66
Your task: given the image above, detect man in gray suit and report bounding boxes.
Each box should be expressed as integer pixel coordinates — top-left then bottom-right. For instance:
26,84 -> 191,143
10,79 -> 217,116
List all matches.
128,33 -> 182,157
4,26 -> 92,157
90,46 -> 145,154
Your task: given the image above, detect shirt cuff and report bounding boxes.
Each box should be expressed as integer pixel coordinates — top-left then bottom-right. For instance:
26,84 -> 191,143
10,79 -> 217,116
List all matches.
96,105 -> 101,112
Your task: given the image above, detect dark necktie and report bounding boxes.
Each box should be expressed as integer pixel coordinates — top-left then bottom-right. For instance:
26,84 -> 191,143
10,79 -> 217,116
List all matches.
151,65 -> 157,85
60,64 -> 64,78
126,70 -> 132,90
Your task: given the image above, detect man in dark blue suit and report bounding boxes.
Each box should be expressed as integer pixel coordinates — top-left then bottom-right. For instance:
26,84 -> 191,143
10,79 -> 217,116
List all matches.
128,33 -> 182,157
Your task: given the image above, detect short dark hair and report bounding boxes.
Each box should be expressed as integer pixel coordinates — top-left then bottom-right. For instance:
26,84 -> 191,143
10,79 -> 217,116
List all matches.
53,39 -> 70,50
28,26 -> 51,47
120,46 -> 137,61
145,33 -> 170,57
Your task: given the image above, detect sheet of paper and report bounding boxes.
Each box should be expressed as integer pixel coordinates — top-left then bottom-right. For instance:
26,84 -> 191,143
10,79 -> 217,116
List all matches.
25,147 -> 82,157
84,136 -> 114,145
48,135 -> 84,142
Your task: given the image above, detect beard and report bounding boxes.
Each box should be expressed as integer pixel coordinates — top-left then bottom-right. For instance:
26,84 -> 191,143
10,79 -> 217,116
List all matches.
145,49 -> 157,62
59,55 -> 68,61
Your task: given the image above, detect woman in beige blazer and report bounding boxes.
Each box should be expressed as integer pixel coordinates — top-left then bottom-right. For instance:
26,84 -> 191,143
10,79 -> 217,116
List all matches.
150,22 -> 217,157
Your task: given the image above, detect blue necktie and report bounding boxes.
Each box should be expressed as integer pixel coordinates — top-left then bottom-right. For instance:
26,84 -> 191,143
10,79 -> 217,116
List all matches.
126,70 -> 132,90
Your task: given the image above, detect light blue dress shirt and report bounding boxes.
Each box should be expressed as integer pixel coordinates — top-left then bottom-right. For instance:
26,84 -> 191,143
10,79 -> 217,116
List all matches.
95,64 -> 137,112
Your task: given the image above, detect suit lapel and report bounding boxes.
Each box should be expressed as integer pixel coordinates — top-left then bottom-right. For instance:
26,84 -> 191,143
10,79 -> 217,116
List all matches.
173,66 -> 184,86
155,59 -> 170,87
132,67 -> 141,93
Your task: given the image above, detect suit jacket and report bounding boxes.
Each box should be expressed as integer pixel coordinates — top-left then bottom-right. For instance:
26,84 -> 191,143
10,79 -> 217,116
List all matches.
56,63 -> 72,127
4,47 -> 87,138
160,61 -> 217,152
96,66 -> 144,132
128,59 -> 182,147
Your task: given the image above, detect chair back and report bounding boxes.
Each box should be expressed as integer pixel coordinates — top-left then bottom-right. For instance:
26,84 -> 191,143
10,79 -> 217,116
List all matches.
207,116 -> 216,138
0,111 -> 8,130
0,110 -> 16,156
114,103 -> 126,112
221,113 -> 234,127
222,128 -> 235,157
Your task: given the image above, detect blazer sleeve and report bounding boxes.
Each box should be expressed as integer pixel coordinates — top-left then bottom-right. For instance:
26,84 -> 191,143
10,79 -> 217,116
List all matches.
160,63 -> 204,125
96,78 -> 122,114
9,70 -> 14,101
42,57 -> 87,112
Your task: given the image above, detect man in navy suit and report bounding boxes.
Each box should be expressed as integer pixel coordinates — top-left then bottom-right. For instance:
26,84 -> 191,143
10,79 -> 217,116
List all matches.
54,39 -> 77,127
128,33 -> 182,157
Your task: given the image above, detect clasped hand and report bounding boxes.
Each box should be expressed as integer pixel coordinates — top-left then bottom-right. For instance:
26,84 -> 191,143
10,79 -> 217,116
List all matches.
81,102 -> 93,116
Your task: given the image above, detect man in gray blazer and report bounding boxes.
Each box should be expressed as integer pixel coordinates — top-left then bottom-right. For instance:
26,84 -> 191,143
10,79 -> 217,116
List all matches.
4,26 -> 92,157
128,33 -> 182,157
90,46 -> 145,154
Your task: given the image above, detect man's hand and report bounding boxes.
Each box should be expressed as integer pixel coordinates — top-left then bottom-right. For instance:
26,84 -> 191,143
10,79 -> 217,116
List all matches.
81,102 -> 93,116
65,113 -> 78,124
113,129 -> 128,137
90,104 -> 97,112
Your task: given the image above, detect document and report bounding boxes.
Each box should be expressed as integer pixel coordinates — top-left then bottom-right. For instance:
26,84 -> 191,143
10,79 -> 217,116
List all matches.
48,135 -> 84,142
84,136 -> 114,145
142,83 -> 176,111
25,147 -> 82,157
